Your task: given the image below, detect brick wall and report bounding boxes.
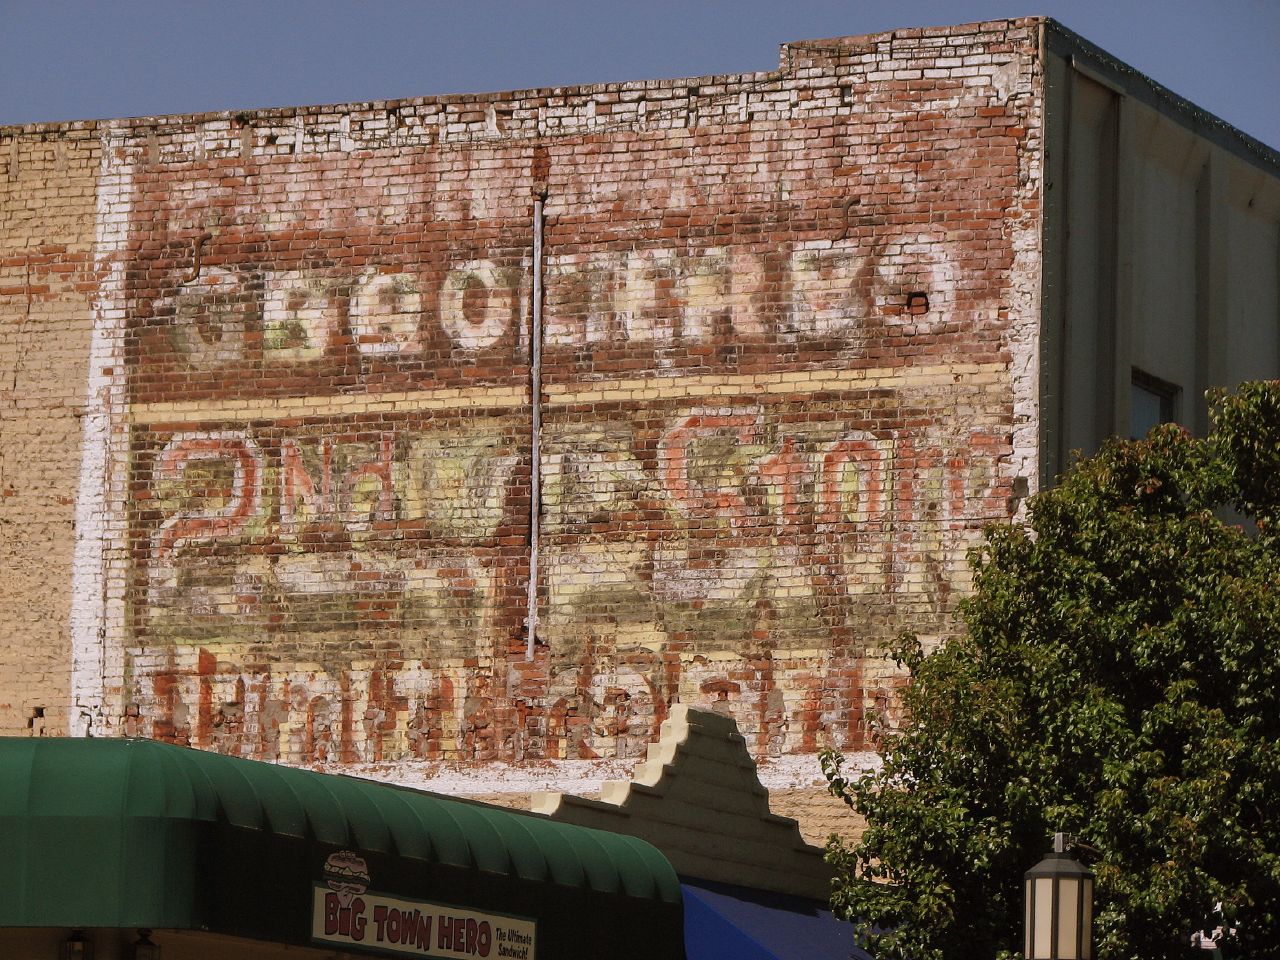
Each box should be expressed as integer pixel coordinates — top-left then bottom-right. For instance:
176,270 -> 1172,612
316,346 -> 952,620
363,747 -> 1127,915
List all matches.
0,128 -> 102,737
2,20 -> 1043,814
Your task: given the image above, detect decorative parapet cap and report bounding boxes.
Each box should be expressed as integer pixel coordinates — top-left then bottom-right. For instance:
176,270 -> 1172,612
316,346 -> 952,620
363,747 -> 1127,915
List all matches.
532,704 -> 832,900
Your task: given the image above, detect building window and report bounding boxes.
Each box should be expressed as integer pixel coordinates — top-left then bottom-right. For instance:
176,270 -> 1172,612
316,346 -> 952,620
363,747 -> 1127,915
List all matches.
1130,369 -> 1179,439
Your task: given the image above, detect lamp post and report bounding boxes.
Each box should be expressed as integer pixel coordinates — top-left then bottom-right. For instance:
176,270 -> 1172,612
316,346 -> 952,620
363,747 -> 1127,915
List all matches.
1025,832 -> 1095,960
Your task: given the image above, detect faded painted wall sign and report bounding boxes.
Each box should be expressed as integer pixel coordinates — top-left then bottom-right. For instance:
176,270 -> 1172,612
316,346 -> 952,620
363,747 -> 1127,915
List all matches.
71,41 -> 1040,776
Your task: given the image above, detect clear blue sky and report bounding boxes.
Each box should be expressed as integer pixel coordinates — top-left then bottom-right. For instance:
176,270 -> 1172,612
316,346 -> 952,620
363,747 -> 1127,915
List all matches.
3,0 -> 1278,150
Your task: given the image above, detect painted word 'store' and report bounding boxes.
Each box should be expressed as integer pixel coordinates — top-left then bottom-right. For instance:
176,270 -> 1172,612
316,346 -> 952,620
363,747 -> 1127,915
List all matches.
149,422 -> 1004,550
144,413 -> 1009,611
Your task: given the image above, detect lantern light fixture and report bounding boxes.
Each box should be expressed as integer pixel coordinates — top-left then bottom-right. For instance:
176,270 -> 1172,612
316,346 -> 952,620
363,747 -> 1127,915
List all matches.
59,930 -> 94,960
1025,832 -> 1095,960
133,929 -> 161,960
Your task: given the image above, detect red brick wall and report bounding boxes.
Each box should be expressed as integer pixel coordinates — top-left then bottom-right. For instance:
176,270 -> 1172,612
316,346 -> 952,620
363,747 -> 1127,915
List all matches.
64,19 -> 1043,779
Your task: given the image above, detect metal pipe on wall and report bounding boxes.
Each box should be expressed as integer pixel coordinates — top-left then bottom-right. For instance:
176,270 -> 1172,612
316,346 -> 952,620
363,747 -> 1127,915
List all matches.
525,192 -> 546,660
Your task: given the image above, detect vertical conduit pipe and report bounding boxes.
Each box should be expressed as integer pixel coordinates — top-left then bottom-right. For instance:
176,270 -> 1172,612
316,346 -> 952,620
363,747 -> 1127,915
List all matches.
526,192 -> 545,660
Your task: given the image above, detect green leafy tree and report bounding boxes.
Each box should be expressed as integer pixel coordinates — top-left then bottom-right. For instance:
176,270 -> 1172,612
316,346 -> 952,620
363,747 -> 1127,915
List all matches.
823,382 -> 1280,960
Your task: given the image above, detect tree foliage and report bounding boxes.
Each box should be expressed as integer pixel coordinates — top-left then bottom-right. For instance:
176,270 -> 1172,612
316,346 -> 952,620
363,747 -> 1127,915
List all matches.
823,382 -> 1280,960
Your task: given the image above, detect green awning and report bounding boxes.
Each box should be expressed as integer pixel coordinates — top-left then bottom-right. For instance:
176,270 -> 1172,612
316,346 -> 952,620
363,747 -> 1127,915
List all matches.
0,737 -> 684,958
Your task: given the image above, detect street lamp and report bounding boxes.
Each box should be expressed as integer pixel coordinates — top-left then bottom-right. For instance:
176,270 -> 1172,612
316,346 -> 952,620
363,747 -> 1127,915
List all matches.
1025,832 -> 1094,960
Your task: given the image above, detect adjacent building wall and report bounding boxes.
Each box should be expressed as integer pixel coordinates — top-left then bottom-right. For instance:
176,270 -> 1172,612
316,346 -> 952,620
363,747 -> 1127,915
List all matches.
0,127 -> 103,737
1041,21 -> 1280,478
0,21 -> 1043,809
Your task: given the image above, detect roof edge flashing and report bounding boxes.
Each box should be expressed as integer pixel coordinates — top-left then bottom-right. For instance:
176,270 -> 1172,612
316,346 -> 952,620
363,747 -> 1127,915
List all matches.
1041,17 -> 1280,176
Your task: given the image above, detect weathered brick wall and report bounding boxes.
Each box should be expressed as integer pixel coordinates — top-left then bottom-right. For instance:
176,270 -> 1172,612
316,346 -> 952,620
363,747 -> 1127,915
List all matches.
4,20 -> 1043,806
0,128 -> 102,737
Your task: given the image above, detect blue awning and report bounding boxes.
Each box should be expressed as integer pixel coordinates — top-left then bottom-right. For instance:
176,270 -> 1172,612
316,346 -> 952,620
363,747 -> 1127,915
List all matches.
682,879 -> 873,960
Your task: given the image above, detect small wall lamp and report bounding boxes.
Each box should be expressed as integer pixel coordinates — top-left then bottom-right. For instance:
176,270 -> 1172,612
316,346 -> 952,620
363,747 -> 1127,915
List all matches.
133,929 -> 161,960
1025,832 -> 1095,960
59,930 -> 93,960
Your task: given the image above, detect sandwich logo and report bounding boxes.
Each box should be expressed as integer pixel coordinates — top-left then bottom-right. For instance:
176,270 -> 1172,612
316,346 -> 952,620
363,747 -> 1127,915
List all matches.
325,850 -> 371,906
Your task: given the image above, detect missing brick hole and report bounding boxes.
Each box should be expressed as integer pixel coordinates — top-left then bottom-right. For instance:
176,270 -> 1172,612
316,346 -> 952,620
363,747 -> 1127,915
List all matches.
27,706 -> 44,728
907,291 -> 930,315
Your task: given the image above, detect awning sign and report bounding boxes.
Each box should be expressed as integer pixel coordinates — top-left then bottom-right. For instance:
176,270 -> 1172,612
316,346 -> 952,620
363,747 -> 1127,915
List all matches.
312,886 -> 537,959
311,850 -> 535,960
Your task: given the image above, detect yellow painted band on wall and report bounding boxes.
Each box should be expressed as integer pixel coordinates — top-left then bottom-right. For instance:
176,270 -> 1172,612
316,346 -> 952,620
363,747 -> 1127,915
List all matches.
129,362 -> 1007,425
